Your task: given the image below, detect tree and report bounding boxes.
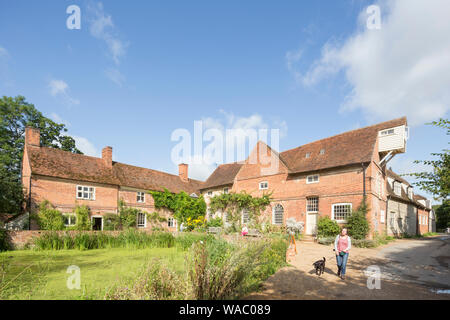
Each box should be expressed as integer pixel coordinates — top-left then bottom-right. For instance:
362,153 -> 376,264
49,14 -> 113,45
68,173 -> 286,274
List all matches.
434,201 -> 450,230
404,118 -> 449,201
0,96 -> 82,213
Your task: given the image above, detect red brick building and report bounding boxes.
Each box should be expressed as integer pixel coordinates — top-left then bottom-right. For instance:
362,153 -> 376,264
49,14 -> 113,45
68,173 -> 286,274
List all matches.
200,117 -> 431,238
20,117 -> 433,236
21,127 -> 202,231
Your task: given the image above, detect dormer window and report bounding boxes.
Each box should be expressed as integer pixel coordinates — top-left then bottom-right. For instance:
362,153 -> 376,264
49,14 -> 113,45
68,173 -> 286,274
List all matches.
319,149 -> 325,155
305,152 -> 311,158
407,187 -> 413,200
259,181 -> 268,190
223,187 -> 229,194
394,181 -> 401,196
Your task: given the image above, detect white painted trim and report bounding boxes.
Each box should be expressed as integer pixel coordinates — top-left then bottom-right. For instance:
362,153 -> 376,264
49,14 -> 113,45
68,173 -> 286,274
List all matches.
137,191 -> 145,203
259,181 -> 268,190
272,204 -> 284,225
306,175 -> 319,184
91,215 -> 103,231
331,203 -> 352,223
76,185 -> 96,200
137,212 -> 147,228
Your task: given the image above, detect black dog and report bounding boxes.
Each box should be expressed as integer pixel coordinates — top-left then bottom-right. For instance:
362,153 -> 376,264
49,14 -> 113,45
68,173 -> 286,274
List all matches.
313,257 -> 326,276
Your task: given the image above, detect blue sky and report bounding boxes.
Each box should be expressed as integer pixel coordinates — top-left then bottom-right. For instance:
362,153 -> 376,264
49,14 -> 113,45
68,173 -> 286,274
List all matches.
1,1 -> 449,201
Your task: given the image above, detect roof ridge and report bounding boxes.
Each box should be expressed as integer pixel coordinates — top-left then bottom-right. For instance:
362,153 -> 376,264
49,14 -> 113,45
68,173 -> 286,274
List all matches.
280,117 -> 407,155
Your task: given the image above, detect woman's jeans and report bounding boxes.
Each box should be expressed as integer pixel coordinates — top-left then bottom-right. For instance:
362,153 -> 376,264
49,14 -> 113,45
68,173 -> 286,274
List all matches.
336,252 -> 349,275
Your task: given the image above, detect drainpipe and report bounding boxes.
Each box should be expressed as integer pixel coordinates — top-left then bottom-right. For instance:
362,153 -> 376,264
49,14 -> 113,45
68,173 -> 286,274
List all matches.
385,195 -> 390,235
28,175 -> 32,230
361,163 -> 366,200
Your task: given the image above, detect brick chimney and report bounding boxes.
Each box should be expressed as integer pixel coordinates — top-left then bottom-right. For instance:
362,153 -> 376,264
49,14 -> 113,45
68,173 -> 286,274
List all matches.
102,146 -> 113,168
25,127 -> 40,147
179,163 -> 188,182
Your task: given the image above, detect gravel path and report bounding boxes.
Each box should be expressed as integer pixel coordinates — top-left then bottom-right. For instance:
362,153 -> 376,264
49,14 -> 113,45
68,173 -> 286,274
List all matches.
245,236 -> 450,300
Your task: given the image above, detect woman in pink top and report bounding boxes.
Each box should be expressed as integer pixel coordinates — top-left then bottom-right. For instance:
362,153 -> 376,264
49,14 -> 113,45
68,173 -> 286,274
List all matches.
334,228 -> 351,280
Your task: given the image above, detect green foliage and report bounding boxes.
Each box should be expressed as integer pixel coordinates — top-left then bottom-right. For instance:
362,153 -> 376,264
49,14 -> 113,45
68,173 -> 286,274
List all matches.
149,189 -> 206,228
174,233 -> 215,251
104,259 -> 188,300
118,200 -> 141,229
206,217 -> 223,228
208,191 -> 272,231
103,213 -> 121,231
34,200 -> 65,231
0,228 -> 11,252
317,216 -> 340,238
0,96 -> 82,213
352,239 -> 376,248
404,118 -> 449,201
434,200 -> 450,229
347,200 -> 370,240
32,229 -> 177,251
73,205 -> 91,231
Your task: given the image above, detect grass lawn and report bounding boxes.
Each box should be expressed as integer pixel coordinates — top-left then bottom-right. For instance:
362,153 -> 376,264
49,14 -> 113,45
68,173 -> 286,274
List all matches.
0,247 -> 186,300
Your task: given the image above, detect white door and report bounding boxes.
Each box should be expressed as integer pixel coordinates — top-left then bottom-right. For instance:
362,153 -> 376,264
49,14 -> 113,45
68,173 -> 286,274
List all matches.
306,213 -> 318,235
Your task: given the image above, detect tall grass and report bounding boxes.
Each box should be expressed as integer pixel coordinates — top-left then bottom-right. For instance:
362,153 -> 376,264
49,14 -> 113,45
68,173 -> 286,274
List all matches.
32,230 -> 176,251
105,237 -> 288,300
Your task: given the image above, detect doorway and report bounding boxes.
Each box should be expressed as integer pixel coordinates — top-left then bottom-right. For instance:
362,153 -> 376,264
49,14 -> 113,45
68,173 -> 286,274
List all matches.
306,213 -> 318,235
92,217 -> 103,231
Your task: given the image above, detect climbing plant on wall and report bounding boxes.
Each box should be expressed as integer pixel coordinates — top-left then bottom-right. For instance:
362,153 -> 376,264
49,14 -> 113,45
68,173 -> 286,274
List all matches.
208,191 -> 272,229
149,189 -> 206,229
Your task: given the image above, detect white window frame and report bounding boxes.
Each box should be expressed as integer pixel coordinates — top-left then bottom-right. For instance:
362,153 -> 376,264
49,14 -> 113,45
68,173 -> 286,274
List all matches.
137,212 -> 146,228
407,187 -> 413,200
241,209 -> 250,224
76,185 -> 96,200
259,181 -> 268,190
319,149 -> 325,155
137,192 -> 145,203
380,129 -> 395,136
168,217 -> 176,228
91,215 -> 103,231
207,191 -> 213,196
305,152 -> 311,159
380,210 -> 385,223
332,203 -> 352,223
306,175 -> 319,184
272,204 -> 284,225
63,214 -> 77,227
306,197 -> 319,213
223,187 -> 229,194
394,182 -> 401,196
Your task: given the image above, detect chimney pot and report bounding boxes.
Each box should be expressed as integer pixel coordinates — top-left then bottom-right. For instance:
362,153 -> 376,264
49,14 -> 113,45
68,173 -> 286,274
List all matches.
179,163 -> 188,182
25,127 -> 40,147
102,146 -> 113,168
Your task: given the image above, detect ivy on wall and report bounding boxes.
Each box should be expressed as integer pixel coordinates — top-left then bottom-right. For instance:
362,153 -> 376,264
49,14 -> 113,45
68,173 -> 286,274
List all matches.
208,191 -> 272,228
149,189 -> 206,229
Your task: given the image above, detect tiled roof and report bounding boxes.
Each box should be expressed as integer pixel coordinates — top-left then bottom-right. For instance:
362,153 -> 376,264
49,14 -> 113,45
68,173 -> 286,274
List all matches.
27,146 -> 203,194
200,163 -> 243,190
201,117 -> 407,190
386,169 -> 411,186
279,117 -> 407,174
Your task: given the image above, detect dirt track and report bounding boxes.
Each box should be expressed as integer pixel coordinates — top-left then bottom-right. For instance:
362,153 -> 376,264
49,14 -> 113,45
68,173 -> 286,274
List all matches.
245,236 -> 450,300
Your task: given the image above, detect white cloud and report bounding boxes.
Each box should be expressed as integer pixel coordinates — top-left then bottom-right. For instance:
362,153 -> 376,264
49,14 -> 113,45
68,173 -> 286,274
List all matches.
72,136 -> 99,157
0,46 -> 8,58
105,68 -> 125,87
185,111 -> 288,180
48,79 -> 80,106
88,2 -> 127,66
288,0 -> 450,125
49,113 -> 71,127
